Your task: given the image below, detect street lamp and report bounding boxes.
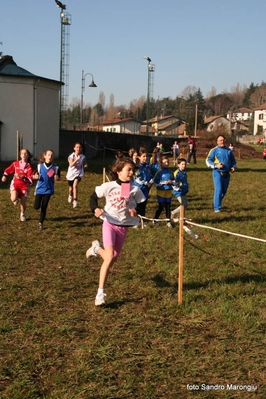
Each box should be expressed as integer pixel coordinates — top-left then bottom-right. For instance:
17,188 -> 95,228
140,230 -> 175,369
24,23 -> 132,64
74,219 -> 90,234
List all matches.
143,56 -> 155,135
80,70 -> 97,129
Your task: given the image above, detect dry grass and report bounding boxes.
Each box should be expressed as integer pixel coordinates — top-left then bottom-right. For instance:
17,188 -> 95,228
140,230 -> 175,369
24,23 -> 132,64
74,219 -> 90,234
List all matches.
0,157 -> 266,398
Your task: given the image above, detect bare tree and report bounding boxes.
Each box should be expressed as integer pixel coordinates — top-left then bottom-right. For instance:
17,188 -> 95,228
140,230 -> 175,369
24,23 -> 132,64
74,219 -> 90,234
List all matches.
98,91 -> 106,109
229,83 -> 246,108
206,86 -> 217,100
180,85 -> 197,100
249,85 -> 266,108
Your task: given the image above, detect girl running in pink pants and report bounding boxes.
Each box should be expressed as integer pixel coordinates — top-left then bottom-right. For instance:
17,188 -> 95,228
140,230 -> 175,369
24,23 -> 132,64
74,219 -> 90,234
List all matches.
86,158 -> 146,306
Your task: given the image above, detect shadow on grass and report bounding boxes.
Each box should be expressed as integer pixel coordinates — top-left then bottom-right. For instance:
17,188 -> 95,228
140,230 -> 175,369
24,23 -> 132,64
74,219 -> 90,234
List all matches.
51,214 -> 94,222
151,272 -> 265,294
152,273 -> 172,288
181,273 -> 266,291
102,300 -> 126,309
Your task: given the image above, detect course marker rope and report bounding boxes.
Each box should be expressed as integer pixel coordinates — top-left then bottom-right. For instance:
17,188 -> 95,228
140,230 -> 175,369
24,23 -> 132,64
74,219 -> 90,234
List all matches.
185,219 -> 266,243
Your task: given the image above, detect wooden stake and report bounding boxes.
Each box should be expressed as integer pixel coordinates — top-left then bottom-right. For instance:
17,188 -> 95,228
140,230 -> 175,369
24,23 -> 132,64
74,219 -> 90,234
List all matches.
103,167 -> 106,183
178,205 -> 184,304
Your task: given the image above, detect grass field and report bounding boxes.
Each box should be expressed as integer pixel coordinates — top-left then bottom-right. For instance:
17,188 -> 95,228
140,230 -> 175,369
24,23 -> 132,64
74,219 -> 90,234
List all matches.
0,157 -> 266,398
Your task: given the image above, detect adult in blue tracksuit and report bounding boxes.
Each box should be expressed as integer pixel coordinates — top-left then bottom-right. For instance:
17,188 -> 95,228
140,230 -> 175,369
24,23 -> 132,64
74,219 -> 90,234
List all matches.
206,135 -> 236,212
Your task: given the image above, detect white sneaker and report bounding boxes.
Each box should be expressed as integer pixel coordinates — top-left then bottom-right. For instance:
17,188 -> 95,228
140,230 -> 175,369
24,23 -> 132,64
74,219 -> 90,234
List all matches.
68,195 -> 73,203
167,222 -> 173,228
95,292 -> 106,306
73,200 -> 78,208
86,240 -> 100,258
20,214 -> 26,222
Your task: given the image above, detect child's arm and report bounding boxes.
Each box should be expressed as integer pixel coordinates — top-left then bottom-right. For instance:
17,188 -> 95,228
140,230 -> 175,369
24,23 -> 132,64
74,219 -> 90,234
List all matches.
83,157 -> 88,168
90,191 -> 104,218
54,166 -> 61,181
68,155 -> 80,167
2,162 -> 15,180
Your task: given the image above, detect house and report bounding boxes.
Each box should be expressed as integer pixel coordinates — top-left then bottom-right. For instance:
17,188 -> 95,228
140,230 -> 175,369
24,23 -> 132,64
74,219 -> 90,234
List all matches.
231,121 -> 250,133
253,103 -> 266,136
204,115 -> 231,134
142,115 -> 186,136
227,107 -> 253,122
102,118 -> 141,134
0,55 -> 62,161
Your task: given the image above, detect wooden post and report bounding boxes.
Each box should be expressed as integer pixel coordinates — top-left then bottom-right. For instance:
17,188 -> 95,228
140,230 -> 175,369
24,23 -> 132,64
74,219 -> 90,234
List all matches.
103,167 -> 106,183
16,130 -> 19,160
178,205 -> 184,304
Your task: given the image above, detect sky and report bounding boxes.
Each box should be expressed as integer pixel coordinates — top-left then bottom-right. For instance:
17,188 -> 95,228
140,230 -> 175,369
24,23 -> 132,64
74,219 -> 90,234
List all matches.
1,0 -> 266,109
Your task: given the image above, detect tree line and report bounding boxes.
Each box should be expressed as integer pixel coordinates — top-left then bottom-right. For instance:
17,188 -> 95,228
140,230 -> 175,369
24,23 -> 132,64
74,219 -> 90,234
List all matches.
62,82 -> 266,133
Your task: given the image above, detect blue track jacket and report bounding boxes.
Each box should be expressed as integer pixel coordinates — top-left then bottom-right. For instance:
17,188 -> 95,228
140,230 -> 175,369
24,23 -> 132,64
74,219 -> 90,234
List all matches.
206,146 -> 236,172
133,162 -> 153,199
173,168 -> 189,198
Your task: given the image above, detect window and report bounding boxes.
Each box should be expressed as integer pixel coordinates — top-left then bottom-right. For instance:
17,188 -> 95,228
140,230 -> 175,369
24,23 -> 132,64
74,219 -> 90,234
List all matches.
259,114 -> 263,120
113,128 -> 116,132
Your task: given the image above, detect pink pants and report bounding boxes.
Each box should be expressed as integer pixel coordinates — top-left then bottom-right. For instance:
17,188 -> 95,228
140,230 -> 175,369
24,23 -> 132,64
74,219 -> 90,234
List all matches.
102,220 -> 128,258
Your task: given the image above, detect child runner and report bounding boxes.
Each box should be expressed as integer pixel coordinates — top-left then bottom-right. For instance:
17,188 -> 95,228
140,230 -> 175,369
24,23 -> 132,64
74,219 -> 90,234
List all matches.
86,158 -> 146,306
133,148 -> 153,226
153,155 -> 174,228
33,150 -> 60,230
1,148 -> 34,221
66,142 -> 87,208
128,148 -> 138,164
150,147 -> 162,177
115,150 -> 125,162
171,158 -> 189,219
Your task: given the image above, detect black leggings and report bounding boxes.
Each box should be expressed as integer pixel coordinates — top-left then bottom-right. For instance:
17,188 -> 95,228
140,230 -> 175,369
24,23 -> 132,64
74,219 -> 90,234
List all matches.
34,194 -> 52,223
154,202 -> 171,220
136,199 -> 148,217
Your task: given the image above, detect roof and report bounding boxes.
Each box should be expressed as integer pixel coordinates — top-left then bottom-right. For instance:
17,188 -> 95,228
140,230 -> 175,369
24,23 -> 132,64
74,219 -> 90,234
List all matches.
204,115 -> 223,124
102,118 -> 135,125
253,103 -> 266,111
236,107 -> 253,113
158,119 -> 184,130
143,115 -> 178,123
0,55 -> 63,85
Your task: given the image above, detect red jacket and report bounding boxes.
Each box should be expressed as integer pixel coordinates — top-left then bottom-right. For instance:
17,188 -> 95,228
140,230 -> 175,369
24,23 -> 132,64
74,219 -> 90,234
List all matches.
3,160 -> 34,191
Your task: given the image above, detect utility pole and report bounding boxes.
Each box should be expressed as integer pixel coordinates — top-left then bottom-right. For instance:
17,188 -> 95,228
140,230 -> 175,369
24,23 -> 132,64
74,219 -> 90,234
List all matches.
194,103 -> 198,137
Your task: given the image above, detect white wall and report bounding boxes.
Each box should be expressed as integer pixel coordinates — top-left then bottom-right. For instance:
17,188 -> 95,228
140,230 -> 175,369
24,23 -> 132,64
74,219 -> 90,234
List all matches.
104,121 -> 140,134
0,76 -> 60,161
253,109 -> 266,135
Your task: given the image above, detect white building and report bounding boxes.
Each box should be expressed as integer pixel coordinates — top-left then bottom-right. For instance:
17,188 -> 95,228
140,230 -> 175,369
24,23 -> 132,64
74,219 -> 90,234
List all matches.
0,55 -> 62,161
253,103 -> 266,135
227,107 -> 253,122
102,118 -> 141,134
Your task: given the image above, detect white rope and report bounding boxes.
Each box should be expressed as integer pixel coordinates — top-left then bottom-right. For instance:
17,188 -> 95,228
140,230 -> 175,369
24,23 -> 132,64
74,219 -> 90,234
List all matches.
185,219 -> 266,243
136,215 -> 171,229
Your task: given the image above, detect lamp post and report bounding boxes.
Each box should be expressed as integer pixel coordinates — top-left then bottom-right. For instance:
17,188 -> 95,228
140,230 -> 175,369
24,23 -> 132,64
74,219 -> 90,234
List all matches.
80,70 -> 97,130
143,56 -> 155,135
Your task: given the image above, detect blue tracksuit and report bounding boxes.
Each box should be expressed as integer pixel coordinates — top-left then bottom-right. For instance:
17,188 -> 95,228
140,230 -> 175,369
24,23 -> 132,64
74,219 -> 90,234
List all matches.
133,162 -> 153,199
173,168 -> 189,198
206,146 -> 236,211
153,167 -> 174,202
